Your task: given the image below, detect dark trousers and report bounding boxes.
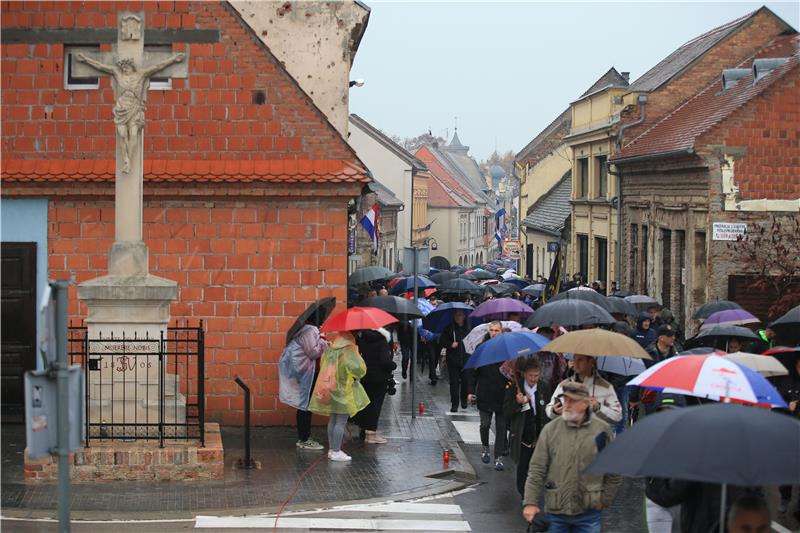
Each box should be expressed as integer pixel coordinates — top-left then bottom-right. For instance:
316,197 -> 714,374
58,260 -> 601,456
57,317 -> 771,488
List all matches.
448,365 -> 468,408
479,408 -> 507,459
352,381 -> 387,431
427,343 -> 439,381
400,344 -> 411,377
516,443 -> 534,497
296,409 -> 312,441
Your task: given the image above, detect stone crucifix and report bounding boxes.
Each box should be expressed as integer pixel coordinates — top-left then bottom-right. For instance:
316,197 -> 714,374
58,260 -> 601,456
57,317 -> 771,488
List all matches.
72,12 -> 187,265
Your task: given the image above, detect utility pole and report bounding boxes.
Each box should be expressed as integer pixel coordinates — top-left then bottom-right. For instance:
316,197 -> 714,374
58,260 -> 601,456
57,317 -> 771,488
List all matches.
54,280 -> 71,533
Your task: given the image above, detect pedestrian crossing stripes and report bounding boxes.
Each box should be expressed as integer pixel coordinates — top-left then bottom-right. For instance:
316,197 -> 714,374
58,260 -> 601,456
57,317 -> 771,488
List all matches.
450,420 -> 493,445
194,501 -> 471,531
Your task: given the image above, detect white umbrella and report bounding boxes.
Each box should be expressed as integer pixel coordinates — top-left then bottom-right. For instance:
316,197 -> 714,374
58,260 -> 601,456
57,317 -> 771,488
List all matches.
463,321 -> 523,353
568,286 -> 596,291
723,351 -> 788,377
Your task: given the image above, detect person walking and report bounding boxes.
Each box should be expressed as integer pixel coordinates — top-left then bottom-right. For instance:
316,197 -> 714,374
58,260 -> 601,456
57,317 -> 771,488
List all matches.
278,319 -> 329,450
504,357 -> 552,498
352,328 -> 396,444
308,332 -> 370,462
522,382 -> 621,531
396,320 -> 414,380
634,313 -> 657,349
439,310 -> 471,412
546,354 -> 622,426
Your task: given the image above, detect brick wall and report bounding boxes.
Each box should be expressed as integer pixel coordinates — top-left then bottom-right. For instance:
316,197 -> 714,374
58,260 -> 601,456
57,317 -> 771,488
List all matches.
0,0 -> 355,162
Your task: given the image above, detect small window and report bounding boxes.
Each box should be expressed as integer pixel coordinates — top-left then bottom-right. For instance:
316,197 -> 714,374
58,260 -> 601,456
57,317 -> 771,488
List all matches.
595,155 -> 608,198
578,158 -> 589,198
64,45 -> 100,90
145,44 -> 172,90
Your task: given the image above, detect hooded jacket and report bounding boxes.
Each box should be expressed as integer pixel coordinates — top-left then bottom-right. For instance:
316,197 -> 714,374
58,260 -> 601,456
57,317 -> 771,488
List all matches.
308,333 -> 370,417
633,313 -> 657,349
355,328 -> 396,385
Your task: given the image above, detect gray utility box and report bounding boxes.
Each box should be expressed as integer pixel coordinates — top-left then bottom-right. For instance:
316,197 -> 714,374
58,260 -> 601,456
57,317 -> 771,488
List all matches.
25,366 -> 85,459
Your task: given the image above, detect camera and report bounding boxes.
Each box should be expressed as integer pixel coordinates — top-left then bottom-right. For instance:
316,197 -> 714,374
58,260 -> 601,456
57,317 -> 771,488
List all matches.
386,377 -> 397,396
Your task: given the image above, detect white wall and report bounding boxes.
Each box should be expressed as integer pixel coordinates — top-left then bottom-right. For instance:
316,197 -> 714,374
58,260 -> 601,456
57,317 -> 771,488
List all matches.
1,198 -> 49,369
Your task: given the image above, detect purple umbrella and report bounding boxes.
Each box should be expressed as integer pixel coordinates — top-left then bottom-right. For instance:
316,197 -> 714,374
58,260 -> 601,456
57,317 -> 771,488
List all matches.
700,309 -> 760,330
471,298 -> 534,322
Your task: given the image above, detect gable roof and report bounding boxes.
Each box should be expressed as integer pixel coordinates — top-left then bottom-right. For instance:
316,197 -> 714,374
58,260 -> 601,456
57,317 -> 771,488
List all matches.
628,7 -> 795,93
614,35 -> 800,162
421,144 -> 487,205
516,108 -> 572,162
578,67 -> 630,99
368,178 -> 404,207
349,114 -> 428,172
427,174 -> 472,208
522,170 -> 572,236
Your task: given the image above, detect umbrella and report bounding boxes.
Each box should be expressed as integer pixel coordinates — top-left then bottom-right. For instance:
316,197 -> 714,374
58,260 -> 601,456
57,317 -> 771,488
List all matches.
770,304 -> 800,343
525,300 -> 614,328
586,402 -> 800,487
484,283 -> 515,296
771,304 -> 800,328
438,278 -> 483,295
470,270 -> 498,281
389,275 -> 437,295
723,351 -> 788,377
624,294 -> 660,312
430,271 -> 459,284
504,278 -> 530,290
679,347 -> 725,355
763,346 -> 800,373
694,325 -> 758,342
463,321 -> 524,353
692,299 -> 743,320
400,287 -> 437,299
422,302 -> 474,334
542,329 -> 651,359
522,284 -> 546,297
464,331 -> 551,369
550,289 -> 612,311
428,267 -> 440,276
459,272 -> 478,281
471,298 -> 534,321
348,266 -> 395,286
605,297 -> 638,317
627,355 -> 787,408
320,306 -> 398,333
564,352 -> 646,376
610,290 -> 633,298
286,297 -> 337,345
699,309 -> 759,330
361,296 -> 423,321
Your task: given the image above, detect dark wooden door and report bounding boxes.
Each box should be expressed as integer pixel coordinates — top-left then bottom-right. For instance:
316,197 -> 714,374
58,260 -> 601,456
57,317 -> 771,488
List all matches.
1,242 -> 37,421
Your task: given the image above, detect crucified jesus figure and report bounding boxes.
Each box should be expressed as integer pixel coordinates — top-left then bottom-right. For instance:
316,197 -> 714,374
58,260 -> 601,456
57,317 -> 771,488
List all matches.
76,52 -> 185,174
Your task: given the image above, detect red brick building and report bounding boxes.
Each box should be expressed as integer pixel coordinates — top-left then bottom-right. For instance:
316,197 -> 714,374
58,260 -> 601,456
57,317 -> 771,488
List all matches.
0,1 -> 368,425
612,33 -> 800,332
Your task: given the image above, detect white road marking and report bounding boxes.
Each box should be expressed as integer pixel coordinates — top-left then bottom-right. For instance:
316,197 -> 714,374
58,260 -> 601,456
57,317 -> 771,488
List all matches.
281,502 -> 462,515
450,420 -> 492,445
195,516 -> 471,530
1,515 -> 193,524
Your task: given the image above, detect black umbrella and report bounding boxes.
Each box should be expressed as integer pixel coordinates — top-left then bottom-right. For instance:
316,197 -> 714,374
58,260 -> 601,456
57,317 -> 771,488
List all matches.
522,284 -> 547,297
484,283 -> 515,296
550,289 -> 612,311
430,271 -> 460,284
525,299 -> 614,328
692,299 -> 743,320
348,266 -> 395,286
770,304 -> 800,344
470,270 -> 498,281
605,296 -> 638,317
439,278 -> 482,294
286,297 -> 337,345
763,346 -> 800,373
460,272 -> 478,281
695,325 -> 758,341
361,296 -> 423,321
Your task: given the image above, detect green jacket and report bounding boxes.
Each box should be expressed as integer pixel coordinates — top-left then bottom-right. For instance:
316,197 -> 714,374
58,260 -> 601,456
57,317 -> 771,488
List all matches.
523,411 -> 621,516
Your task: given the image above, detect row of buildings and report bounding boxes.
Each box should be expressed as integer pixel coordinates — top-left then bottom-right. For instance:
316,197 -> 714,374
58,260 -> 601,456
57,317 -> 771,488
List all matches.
517,6 -> 799,330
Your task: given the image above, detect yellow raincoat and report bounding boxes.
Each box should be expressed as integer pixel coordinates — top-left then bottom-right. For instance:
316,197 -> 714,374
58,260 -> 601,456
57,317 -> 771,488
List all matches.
308,333 -> 370,417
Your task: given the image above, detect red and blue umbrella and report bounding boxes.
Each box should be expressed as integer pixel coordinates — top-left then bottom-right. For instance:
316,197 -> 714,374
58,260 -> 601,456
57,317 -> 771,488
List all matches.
627,355 -> 787,408
464,331 -> 551,369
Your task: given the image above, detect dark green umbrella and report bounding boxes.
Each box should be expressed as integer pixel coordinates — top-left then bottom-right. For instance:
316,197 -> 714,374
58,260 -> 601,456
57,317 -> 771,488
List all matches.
348,266 -> 395,286
361,296 -> 423,321
286,297 -> 336,345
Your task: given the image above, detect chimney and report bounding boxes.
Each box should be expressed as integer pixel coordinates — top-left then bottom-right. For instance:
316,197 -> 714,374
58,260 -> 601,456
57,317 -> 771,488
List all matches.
721,68 -> 750,90
753,58 -> 789,83
621,71 -> 630,83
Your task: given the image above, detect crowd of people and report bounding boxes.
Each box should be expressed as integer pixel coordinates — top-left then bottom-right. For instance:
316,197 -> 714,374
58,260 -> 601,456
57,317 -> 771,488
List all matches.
278,265 -> 799,532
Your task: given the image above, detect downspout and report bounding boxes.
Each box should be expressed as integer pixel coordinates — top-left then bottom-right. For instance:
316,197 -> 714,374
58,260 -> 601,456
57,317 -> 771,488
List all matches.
610,94 -> 647,291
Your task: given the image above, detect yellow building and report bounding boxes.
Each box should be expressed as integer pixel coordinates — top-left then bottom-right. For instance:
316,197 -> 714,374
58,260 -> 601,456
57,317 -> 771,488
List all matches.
411,171 -> 430,247
564,68 -> 629,286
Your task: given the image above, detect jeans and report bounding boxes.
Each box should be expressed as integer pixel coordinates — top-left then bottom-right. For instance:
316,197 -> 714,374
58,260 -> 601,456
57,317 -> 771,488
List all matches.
614,385 -> 629,434
327,413 -> 349,452
479,408 -> 507,459
546,509 -> 602,533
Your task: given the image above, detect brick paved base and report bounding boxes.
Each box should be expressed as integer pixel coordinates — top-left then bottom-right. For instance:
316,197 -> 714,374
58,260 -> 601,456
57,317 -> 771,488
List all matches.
23,423 -> 223,482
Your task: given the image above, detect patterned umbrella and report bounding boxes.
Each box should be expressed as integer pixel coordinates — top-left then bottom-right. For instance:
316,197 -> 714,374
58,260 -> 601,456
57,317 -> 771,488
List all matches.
700,309 -> 759,330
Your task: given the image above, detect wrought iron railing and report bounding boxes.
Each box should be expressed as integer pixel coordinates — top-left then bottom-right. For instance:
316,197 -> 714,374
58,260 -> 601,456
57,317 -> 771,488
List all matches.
68,320 -> 205,447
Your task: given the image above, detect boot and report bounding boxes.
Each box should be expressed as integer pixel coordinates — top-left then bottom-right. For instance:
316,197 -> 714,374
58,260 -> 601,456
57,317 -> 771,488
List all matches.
364,430 -> 387,444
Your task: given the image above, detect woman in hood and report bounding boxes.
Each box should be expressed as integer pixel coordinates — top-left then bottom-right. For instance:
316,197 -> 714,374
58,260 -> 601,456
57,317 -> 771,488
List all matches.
634,313 -> 657,349
351,328 -> 396,444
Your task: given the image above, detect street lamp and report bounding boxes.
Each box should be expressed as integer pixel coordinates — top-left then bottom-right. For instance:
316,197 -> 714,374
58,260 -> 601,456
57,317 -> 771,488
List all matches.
406,236 -> 437,418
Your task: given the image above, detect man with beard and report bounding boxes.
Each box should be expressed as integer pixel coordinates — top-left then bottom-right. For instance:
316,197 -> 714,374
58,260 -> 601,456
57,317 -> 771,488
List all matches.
523,382 -> 621,532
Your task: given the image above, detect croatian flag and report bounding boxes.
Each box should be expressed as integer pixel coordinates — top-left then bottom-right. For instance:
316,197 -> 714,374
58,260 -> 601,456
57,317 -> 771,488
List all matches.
495,229 -> 503,248
360,203 -> 379,254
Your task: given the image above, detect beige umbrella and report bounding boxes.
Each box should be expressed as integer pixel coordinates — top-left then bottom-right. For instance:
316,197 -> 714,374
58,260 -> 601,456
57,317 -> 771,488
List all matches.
724,351 -> 788,377
542,328 -> 652,359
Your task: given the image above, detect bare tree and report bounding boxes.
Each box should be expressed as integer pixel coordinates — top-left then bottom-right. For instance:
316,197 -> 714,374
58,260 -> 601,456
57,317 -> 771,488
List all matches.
390,132 -> 447,154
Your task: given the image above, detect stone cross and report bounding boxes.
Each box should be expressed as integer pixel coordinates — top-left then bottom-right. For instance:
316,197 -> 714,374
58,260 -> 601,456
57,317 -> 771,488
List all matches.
73,12 -> 187,276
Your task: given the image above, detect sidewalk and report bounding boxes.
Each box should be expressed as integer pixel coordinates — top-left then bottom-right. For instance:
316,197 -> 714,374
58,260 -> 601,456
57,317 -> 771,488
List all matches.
1,371 -> 475,520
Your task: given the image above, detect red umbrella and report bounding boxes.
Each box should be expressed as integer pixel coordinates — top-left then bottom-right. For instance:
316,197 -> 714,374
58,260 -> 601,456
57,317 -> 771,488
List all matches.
320,306 -> 398,333
401,287 -> 437,299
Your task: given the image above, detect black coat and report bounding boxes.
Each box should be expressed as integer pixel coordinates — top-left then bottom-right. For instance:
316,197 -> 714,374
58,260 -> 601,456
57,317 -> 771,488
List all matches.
468,362 -> 508,413
355,330 -> 396,385
503,377 -> 552,465
438,322 -> 471,369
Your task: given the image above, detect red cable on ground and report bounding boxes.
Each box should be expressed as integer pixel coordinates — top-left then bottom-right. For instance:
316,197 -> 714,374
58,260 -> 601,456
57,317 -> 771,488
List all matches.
273,453 -> 327,533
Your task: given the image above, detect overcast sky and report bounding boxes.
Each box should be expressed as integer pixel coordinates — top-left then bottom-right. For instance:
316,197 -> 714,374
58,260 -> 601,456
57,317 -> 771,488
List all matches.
349,1 -> 799,161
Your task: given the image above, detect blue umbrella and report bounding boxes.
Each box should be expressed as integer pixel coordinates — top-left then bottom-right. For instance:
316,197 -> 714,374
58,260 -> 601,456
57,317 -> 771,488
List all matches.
389,276 -> 437,295
503,278 -> 529,290
423,302 -> 474,334
464,331 -> 551,369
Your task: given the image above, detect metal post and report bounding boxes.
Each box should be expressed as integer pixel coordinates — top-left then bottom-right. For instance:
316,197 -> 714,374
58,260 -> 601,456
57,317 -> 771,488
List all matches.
53,280 -> 71,533
234,377 -> 254,468
411,246 -> 418,419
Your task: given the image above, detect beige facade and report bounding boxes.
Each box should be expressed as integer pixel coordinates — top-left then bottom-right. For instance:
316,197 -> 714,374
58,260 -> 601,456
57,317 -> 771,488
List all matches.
520,145 -> 571,210
411,171 -> 430,247
566,85 -> 627,285
229,1 -> 369,137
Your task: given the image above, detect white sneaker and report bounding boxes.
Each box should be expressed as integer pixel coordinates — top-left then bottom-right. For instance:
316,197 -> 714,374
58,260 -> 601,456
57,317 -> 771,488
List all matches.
329,450 -> 352,462
296,439 -> 324,450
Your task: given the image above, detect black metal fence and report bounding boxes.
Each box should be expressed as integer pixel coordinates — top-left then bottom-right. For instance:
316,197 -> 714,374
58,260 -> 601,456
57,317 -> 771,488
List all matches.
68,321 -> 205,447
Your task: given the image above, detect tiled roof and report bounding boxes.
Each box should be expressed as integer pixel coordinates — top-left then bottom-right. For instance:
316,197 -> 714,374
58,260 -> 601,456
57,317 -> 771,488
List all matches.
417,145 -> 483,205
628,7 -> 794,92
0,159 -> 370,183
615,36 -> 800,162
577,67 -> 630,99
427,175 -> 471,208
349,114 -> 428,172
516,108 -> 572,162
522,170 -> 572,236
368,179 -> 404,207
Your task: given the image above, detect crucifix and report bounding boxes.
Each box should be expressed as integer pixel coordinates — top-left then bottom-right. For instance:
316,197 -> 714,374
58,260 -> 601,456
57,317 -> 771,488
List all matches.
72,12 -> 188,257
